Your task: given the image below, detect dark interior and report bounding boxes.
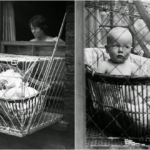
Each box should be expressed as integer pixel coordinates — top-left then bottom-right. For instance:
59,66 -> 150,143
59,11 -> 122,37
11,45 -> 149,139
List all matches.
13,1 -> 66,41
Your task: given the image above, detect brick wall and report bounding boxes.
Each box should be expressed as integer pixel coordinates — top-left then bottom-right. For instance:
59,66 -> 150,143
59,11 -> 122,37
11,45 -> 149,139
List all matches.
64,1 -> 74,132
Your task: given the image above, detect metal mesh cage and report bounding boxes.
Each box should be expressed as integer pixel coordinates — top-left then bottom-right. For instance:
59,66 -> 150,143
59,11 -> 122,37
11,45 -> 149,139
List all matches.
85,0 -> 150,147
85,0 -> 150,56
0,53 -> 65,137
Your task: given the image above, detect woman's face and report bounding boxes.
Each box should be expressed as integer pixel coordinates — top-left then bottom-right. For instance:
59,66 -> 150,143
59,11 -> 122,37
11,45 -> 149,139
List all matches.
30,24 -> 44,39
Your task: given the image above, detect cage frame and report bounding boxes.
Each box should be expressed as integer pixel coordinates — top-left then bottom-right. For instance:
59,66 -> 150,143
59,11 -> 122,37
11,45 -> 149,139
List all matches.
0,41 -> 66,137
84,0 -> 150,148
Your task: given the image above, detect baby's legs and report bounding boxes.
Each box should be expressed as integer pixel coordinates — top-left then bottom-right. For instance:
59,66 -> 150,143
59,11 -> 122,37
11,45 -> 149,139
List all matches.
121,85 -> 143,105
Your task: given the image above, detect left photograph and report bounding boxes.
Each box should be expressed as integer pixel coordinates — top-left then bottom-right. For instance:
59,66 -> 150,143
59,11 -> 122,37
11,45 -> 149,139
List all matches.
0,1 -> 74,149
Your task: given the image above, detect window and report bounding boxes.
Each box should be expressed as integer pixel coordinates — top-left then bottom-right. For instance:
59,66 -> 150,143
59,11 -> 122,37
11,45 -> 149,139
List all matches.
13,1 -> 66,41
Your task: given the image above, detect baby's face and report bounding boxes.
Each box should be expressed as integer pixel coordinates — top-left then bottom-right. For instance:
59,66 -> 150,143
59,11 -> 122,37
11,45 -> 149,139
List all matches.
107,32 -> 132,63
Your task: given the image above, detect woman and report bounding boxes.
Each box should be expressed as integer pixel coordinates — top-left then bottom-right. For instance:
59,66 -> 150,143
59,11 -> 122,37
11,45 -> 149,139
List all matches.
29,15 -> 64,42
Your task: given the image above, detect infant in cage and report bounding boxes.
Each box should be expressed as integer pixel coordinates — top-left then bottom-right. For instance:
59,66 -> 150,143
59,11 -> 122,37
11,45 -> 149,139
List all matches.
97,27 -> 138,76
0,69 -> 38,99
0,68 -> 43,119
94,27 -> 150,126
96,27 -> 143,107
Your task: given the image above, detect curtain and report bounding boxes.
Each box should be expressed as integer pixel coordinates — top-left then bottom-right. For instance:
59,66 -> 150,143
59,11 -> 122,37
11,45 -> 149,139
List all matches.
3,1 -> 16,41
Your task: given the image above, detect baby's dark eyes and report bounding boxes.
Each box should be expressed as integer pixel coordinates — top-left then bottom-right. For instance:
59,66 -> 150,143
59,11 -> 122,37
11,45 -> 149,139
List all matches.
111,45 -> 130,49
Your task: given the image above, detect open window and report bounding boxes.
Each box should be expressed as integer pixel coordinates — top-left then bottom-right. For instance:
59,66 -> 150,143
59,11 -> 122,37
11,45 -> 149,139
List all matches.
13,1 -> 66,41
0,1 -> 66,55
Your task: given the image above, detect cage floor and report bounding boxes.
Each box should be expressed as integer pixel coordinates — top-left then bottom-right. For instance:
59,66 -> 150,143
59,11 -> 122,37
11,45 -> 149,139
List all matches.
86,123 -> 125,148
0,111 -> 63,137
86,122 -> 150,149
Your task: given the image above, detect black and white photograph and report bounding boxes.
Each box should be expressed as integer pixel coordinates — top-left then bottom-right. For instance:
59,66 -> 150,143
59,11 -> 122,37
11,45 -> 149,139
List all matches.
3,0 -> 150,149
76,0 -> 150,149
0,1 -> 74,149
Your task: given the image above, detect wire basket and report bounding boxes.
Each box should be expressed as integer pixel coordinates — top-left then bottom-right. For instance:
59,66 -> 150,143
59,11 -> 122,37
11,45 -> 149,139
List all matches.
84,0 -> 150,145
0,54 -> 65,137
85,47 -> 150,143
86,70 -> 150,140
0,63 -> 48,122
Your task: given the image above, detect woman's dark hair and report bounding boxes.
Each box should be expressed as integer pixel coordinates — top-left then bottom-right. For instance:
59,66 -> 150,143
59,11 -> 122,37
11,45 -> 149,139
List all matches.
29,15 -> 48,32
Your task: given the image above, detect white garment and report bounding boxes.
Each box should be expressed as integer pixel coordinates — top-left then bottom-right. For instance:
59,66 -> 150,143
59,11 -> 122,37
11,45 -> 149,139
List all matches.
84,47 -> 150,76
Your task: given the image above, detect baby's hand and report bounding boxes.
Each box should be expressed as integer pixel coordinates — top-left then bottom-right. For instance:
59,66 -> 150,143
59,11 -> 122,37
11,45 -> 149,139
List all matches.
86,65 -> 96,76
0,79 -> 8,90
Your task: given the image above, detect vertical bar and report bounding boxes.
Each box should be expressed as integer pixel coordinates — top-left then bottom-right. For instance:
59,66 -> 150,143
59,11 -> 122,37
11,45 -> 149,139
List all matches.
0,2 -> 3,42
0,42 -> 5,53
110,1 -> 113,29
128,2 -> 135,54
75,1 -> 86,149
134,0 -> 150,31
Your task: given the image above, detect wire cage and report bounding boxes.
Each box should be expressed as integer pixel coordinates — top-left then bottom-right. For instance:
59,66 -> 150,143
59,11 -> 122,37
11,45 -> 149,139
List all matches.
85,0 -> 150,148
85,0 -> 150,56
0,53 -> 65,137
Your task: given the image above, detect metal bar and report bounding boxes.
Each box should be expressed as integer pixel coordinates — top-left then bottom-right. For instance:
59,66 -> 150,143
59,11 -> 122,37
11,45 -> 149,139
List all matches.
75,1 -> 86,149
25,12 -> 67,134
1,41 -> 65,46
133,0 -> 150,32
50,12 -> 67,62
123,15 -> 150,57
128,1 -> 135,54
85,2 -> 141,19
110,1 -> 113,29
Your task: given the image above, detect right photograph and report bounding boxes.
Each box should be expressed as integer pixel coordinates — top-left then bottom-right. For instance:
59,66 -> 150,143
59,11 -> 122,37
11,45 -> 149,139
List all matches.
84,0 -> 150,149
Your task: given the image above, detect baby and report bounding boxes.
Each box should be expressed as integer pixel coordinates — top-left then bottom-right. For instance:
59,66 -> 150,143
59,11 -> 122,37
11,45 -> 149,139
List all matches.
97,27 -> 138,75
97,27 -> 141,105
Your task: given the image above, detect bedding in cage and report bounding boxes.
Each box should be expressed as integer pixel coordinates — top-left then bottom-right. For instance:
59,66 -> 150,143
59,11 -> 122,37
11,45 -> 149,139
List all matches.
0,53 -> 65,137
85,47 -> 150,142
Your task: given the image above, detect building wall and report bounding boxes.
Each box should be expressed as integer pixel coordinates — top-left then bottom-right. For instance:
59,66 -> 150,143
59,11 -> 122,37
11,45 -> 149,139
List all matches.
64,1 -> 74,132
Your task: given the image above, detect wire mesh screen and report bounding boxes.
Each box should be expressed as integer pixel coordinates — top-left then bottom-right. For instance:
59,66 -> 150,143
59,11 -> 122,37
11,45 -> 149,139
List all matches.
85,0 -> 150,56
85,0 -> 150,147
0,53 -> 65,137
